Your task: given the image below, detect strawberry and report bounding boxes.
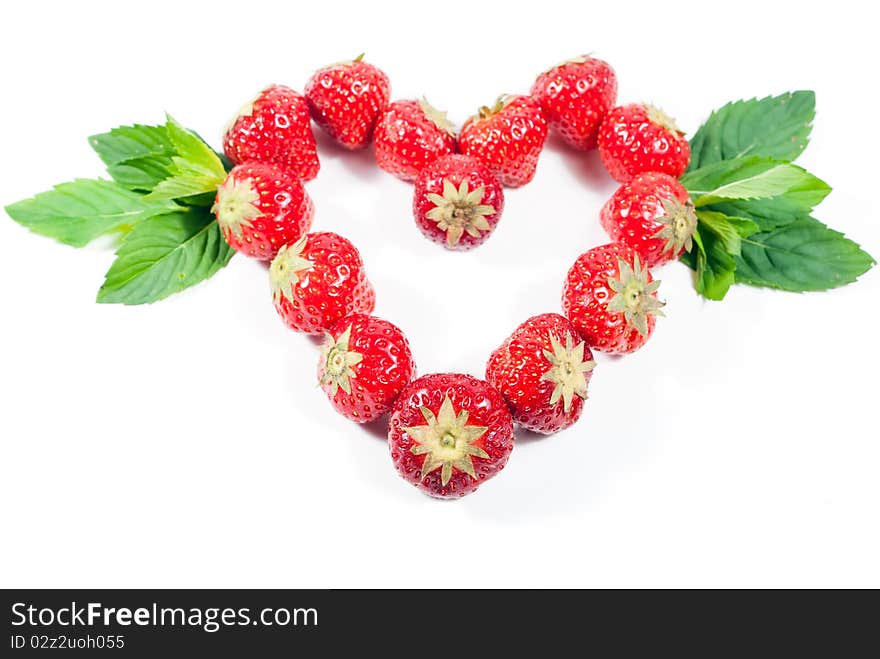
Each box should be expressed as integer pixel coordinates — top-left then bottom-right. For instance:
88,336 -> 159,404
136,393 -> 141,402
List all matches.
269,232 -> 375,334
388,373 -> 514,498
304,54 -> 391,150
600,172 -> 698,268
597,103 -> 690,182
530,55 -> 617,151
486,313 -> 595,434
223,85 -> 320,181
318,314 -> 416,423
212,161 -> 314,260
372,98 -> 457,181
562,243 -> 664,354
458,95 -> 548,188
412,154 -> 504,250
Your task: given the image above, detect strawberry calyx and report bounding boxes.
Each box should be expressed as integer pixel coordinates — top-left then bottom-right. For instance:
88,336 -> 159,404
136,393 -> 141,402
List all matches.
477,95 -> 514,120
541,54 -> 592,75
654,197 -> 697,256
319,324 -> 364,396
322,53 -> 366,69
606,255 -> 664,337
425,178 -> 495,246
269,235 -> 313,303
403,395 -> 489,486
222,89 -> 263,135
338,53 -> 365,66
646,104 -> 684,136
212,176 -> 263,239
418,97 -> 456,136
559,54 -> 590,65
540,332 -> 595,413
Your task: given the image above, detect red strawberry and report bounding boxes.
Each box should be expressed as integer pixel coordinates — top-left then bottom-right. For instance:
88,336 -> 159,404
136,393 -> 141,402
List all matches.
531,56 -> 617,151
388,373 -> 514,499
458,95 -> 548,188
562,243 -> 664,354
600,172 -> 697,268
597,103 -> 690,182
223,85 -> 320,181
212,161 -> 313,260
304,54 -> 391,150
486,313 -> 595,434
318,314 -> 416,423
412,154 -> 504,250
269,232 -> 375,334
372,98 -> 457,181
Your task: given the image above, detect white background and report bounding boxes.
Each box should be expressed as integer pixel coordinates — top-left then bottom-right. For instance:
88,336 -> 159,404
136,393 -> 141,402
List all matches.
1,0 -> 878,588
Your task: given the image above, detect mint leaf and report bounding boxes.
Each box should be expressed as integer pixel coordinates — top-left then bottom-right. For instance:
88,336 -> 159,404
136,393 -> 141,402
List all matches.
735,217 -> 875,292
682,157 -> 830,208
695,164 -> 814,206
97,208 -> 234,304
705,193 -> 828,233
90,122 -> 230,192
689,211 -> 758,300
165,116 -> 224,168
5,179 -> 179,247
682,157 -> 781,195
106,156 -> 175,191
696,210 -> 759,256
687,158 -> 830,231
89,124 -> 174,166
688,91 -> 815,171
146,115 -> 226,203
693,227 -> 736,301
89,125 -> 176,191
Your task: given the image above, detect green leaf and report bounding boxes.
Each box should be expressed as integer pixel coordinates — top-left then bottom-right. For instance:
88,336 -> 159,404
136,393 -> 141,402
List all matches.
704,200 -> 801,233
682,157 -> 830,207
693,227 -> 736,301
146,115 -> 226,203
688,91 -> 815,171
175,191 -> 220,208
165,115 -> 224,168
89,124 -> 175,166
5,179 -> 179,247
695,164 -> 812,206
687,161 -> 830,232
106,156 -> 175,191
735,217 -> 875,292
689,211 -> 758,300
89,125 -> 176,191
696,210 -> 759,256
97,208 -> 234,305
